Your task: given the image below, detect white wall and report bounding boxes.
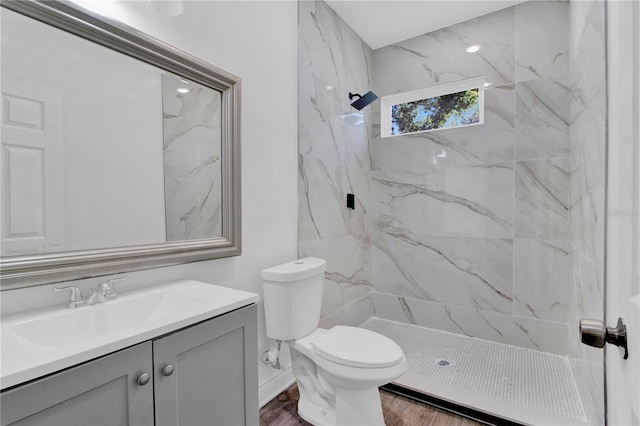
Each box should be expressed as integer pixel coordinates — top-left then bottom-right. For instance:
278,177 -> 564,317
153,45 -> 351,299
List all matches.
1,0 -> 299,403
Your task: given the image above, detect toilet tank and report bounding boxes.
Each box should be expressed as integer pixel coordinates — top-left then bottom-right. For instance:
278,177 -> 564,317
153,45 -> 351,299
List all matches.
261,257 -> 326,341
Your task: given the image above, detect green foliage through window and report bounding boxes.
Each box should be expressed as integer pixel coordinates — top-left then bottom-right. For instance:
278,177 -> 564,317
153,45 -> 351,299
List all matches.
391,88 -> 480,135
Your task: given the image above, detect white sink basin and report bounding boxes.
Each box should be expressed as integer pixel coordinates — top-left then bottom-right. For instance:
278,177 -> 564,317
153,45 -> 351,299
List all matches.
6,290 -> 212,348
0,280 -> 258,390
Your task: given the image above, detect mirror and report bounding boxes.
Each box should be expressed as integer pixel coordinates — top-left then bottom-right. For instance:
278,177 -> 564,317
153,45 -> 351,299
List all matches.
0,0 -> 241,289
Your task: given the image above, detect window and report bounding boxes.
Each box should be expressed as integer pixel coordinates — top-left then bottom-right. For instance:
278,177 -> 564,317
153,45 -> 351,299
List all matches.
380,77 -> 484,138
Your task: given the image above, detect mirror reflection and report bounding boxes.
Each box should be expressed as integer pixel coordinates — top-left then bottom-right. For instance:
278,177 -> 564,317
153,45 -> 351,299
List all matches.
1,8 -> 223,257
162,74 -> 222,242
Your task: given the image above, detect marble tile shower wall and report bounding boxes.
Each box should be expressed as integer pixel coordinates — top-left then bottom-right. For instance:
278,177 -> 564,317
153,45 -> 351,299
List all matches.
370,1 -> 581,355
567,0 -> 606,419
298,0 -> 374,327
298,0 -> 605,367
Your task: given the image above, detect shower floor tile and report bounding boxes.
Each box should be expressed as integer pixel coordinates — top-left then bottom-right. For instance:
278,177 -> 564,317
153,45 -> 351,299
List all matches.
361,318 -> 601,426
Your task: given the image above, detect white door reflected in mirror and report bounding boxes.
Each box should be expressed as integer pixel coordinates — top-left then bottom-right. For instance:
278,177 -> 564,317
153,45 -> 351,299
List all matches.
0,8 -> 223,256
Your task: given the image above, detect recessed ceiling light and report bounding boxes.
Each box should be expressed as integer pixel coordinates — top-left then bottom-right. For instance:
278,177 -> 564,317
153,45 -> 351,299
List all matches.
148,0 -> 184,16
177,87 -> 190,94
466,44 -> 482,53
325,85 -> 334,91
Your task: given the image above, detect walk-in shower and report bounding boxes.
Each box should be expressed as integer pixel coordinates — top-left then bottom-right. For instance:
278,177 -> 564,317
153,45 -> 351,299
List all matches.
298,0 -> 608,424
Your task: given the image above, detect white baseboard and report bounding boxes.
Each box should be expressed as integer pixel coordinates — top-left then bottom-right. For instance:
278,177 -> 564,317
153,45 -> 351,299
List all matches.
259,367 -> 296,408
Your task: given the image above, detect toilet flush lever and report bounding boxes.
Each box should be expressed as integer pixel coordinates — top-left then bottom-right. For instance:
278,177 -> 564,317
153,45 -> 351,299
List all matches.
579,317 -> 628,359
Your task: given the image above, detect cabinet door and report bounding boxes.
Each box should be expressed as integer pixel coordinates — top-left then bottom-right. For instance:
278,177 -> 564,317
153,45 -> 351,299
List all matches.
153,304 -> 258,426
0,342 -> 154,426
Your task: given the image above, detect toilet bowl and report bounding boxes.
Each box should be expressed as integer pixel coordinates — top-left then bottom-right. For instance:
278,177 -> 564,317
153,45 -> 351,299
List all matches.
292,327 -> 407,425
261,258 -> 407,426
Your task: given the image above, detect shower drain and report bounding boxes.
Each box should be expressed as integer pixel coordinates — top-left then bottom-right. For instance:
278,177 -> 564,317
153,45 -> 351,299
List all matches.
435,359 -> 454,367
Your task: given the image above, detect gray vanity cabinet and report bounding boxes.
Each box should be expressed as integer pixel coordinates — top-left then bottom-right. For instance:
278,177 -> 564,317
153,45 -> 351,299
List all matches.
1,342 -> 154,426
153,305 -> 259,426
1,304 -> 258,426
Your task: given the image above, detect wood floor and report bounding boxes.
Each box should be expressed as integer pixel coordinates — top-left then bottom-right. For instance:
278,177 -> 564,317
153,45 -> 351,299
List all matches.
260,384 -> 485,426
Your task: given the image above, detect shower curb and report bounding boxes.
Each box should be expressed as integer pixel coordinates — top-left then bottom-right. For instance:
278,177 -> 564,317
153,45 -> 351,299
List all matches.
381,383 -> 524,426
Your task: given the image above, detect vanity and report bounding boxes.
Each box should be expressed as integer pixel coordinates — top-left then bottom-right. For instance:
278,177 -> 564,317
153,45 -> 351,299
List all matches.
0,280 -> 259,426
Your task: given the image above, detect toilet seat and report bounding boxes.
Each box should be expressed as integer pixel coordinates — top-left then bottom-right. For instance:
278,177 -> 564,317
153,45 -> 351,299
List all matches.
312,326 -> 404,368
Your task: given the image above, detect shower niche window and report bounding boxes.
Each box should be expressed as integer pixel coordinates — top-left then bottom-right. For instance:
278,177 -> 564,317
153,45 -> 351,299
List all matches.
380,76 -> 484,138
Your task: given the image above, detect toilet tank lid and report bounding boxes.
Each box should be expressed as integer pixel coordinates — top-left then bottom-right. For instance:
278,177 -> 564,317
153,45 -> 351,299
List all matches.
261,257 -> 327,282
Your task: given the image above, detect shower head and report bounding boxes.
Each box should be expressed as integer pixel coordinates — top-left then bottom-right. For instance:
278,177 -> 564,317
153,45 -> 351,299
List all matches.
349,91 -> 378,110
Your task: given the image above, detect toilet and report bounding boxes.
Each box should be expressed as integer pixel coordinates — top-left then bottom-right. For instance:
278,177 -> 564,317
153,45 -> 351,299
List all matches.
262,257 -> 407,426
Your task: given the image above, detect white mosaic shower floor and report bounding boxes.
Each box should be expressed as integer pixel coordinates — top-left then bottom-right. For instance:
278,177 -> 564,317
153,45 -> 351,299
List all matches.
360,318 -> 602,426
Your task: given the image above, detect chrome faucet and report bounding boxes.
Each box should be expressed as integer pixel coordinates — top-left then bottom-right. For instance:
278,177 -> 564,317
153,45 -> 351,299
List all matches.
87,277 -> 126,304
54,276 -> 127,308
53,286 -> 85,309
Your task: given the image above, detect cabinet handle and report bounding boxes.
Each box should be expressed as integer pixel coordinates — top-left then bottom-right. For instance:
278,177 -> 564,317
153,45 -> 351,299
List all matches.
162,364 -> 175,377
137,373 -> 150,386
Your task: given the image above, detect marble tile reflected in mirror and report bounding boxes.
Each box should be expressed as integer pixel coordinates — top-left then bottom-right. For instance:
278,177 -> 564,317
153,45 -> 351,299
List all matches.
162,74 -> 222,241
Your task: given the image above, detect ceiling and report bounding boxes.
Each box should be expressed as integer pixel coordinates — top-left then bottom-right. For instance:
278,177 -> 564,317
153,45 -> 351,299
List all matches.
325,0 -> 525,50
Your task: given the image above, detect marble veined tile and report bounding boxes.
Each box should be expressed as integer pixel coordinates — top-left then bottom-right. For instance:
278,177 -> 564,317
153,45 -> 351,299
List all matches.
373,7 -> 515,95
372,84 -> 514,169
299,155 -> 370,241
514,159 -> 570,240
514,240 -> 571,323
373,293 -> 513,344
569,0 -> 605,160
299,234 -> 371,316
320,294 -> 373,329
566,0 -> 605,385
162,74 -> 222,241
372,165 -> 513,238
570,148 -> 605,268
515,75 -> 571,161
319,279 -> 371,318
298,86 -> 373,170
569,88 -> 606,159
569,0 -> 605,156
570,0 -> 605,86
570,55 -> 605,130
515,0 -> 569,83
299,0 -> 373,169
371,232 -> 513,314
570,250 -> 604,323
570,0 -> 605,63
512,317 -> 569,356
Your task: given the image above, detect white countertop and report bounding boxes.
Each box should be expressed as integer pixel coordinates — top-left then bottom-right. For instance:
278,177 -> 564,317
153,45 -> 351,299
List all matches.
0,280 -> 259,390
